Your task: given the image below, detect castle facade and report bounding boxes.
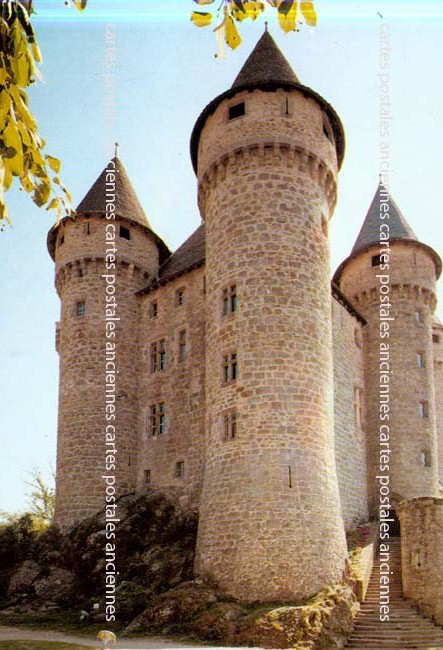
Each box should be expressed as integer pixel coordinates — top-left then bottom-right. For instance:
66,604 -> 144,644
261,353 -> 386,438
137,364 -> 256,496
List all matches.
48,32 -> 443,603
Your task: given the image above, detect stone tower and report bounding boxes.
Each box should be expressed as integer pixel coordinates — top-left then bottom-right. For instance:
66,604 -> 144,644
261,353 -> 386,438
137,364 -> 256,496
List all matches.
334,183 -> 442,514
190,31 -> 348,601
48,157 -> 169,529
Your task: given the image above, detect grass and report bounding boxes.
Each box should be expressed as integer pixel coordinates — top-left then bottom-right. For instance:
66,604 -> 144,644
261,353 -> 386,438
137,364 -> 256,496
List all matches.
0,640 -> 96,650
0,611 -> 121,637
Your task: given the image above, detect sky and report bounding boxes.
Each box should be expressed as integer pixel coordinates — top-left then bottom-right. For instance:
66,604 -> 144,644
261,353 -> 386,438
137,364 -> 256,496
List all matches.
1,0 -> 443,516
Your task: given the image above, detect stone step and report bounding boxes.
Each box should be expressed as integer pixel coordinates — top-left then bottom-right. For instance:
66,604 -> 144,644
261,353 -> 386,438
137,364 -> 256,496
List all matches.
345,538 -> 443,649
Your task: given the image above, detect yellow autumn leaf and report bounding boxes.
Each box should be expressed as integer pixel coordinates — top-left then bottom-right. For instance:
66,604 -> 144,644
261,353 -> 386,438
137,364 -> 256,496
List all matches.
191,11 -> 213,27
278,0 -> 300,32
33,181 -> 51,207
193,0 -> 214,4
31,41 -> 43,63
3,120 -> 24,176
20,174 -> 34,192
46,155 -> 62,174
225,14 -> 242,49
230,0 -> 247,21
74,0 -> 87,11
244,1 -> 264,20
46,197 -> 61,212
300,1 -> 317,26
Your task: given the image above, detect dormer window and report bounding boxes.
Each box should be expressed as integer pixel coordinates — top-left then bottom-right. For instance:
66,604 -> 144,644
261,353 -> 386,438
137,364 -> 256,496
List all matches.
119,225 -> 131,240
228,102 -> 245,121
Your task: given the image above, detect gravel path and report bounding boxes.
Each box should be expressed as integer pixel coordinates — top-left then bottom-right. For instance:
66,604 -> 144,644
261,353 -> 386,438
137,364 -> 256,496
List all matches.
0,625 -> 261,649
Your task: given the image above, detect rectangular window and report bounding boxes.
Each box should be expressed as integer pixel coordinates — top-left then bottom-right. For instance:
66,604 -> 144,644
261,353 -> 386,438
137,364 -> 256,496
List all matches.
178,330 -> 187,363
228,102 -> 245,120
433,334 -> 440,343
76,301 -> 86,317
223,410 -> 237,440
149,301 -> 158,319
176,289 -> 185,306
175,461 -> 185,478
119,225 -> 131,240
223,352 -> 237,383
223,285 -> 237,316
371,254 -> 381,267
144,469 -> 151,484
419,401 -> 429,418
83,222 -> 90,235
415,310 -> 424,324
149,402 -> 166,436
417,352 -> 425,368
150,339 -> 166,373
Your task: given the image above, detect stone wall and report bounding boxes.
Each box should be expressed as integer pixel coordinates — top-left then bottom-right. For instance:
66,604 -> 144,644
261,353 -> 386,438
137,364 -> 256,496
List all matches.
397,497 -> 443,624
432,320 -> 443,481
53,213 -> 160,528
137,266 -> 206,509
338,242 -> 440,514
332,297 -> 368,529
194,85 -> 347,601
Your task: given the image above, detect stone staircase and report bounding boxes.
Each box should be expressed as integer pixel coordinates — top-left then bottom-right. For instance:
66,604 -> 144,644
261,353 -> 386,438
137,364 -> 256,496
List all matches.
345,536 -> 443,649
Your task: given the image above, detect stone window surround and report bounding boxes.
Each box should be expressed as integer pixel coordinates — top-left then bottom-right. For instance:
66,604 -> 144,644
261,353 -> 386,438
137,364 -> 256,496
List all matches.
223,351 -> 238,384
148,402 -> 165,436
75,300 -> 86,317
175,460 -> 185,478
150,339 -> 166,373
223,409 -> 237,440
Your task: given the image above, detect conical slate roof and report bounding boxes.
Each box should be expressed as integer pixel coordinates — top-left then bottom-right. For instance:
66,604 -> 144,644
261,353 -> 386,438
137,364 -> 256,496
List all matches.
190,30 -> 345,172
232,30 -> 299,88
76,157 -> 150,228
351,183 -> 417,256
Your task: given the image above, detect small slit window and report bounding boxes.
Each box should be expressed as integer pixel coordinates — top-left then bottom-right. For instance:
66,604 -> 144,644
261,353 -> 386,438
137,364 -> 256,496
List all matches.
433,334 -> 440,343
417,352 -> 425,368
419,401 -> 429,418
415,310 -> 424,324
229,102 -> 245,120
420,451 -> 431,467
119,225 -> 131,240
76,301 -> 86,317
144,469 -> 151,484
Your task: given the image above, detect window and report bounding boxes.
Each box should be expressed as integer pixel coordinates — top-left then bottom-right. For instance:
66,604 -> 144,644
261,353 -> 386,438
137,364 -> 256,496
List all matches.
420,450 -> 431,467
228,102 -> 245,120
150,339 -> 166,373
76,301 -> 86,317
371,254 -> 381,267
175,461 -> 185,478
176,289 -> 185,306
223,410 -> 237,440
415,310 -> 424,324
433,334 -> 440,343
144,469 -> 151,484
223,285 -> 237,316
149,402 -> 165,436
83,222 -> 90,235
149,301 -> 158,319
178,330 -> 187,363
119,225 -> 131,240
417,352 -> 425,368
419,401 -> 429,418
354,387 -> 363,428
223,352 -> 237,383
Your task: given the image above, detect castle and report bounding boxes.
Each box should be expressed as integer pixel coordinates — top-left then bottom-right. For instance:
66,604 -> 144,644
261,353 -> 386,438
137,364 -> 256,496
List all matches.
47,32 -> 443,606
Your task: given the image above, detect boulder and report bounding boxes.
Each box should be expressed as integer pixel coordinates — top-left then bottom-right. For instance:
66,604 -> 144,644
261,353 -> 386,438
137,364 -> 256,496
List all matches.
33,568 -> 76,604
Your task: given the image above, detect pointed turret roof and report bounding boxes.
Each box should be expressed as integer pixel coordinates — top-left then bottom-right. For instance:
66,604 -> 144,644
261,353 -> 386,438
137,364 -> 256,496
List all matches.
76,157 -> 149,228
333,182 -> 442,283
232,30 -> 299,88
190,30 -> 345,173
351,183 -> 417,256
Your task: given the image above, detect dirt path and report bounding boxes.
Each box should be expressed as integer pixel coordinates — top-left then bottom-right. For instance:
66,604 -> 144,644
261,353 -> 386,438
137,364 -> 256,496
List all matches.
0,625 -> 261,649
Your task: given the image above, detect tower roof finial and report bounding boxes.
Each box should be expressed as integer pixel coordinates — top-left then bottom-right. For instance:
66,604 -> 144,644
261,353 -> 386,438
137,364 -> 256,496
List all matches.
114,142 -> 120,159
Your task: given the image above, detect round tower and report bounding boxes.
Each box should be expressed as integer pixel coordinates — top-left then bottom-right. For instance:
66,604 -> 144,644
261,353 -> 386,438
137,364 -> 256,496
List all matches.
190,31 -> 347,601
48,157 -> 169,529
334,183 -> 442,515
